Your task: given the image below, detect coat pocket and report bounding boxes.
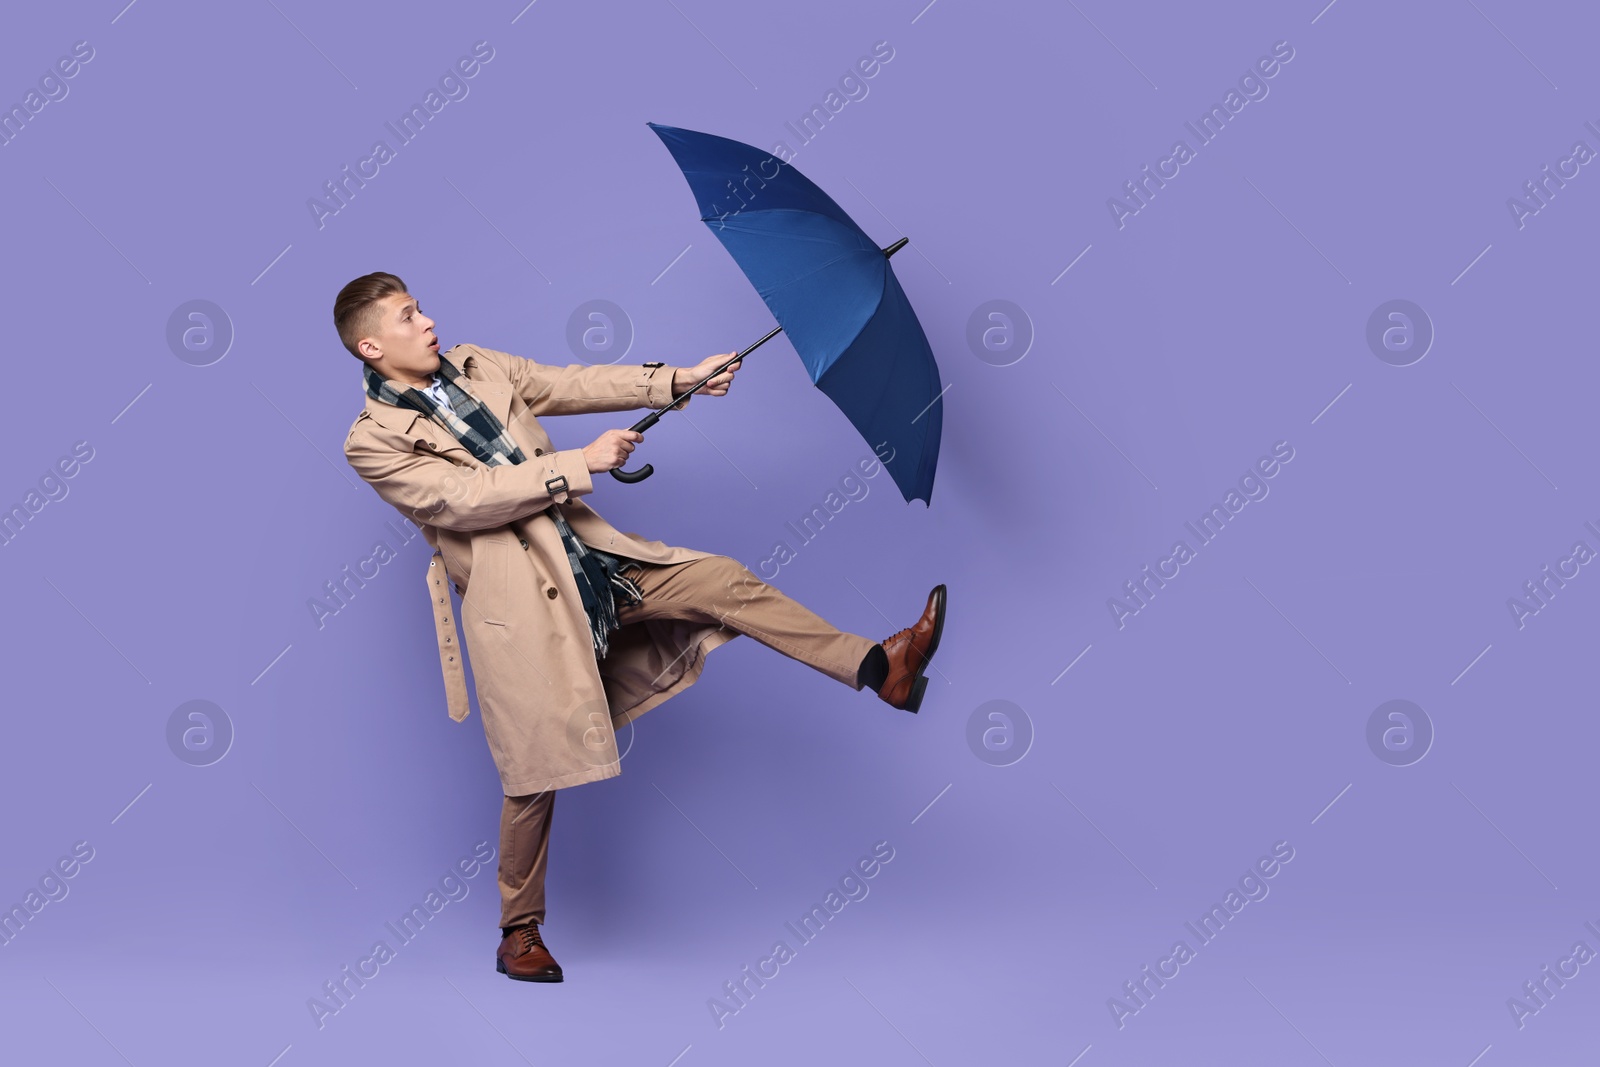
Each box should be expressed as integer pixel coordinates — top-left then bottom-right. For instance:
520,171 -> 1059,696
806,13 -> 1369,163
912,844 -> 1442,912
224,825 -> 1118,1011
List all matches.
465,532 -> 510,626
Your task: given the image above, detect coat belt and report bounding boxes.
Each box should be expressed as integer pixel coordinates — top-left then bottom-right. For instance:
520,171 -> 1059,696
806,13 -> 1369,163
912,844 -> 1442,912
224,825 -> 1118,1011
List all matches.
427,550 -> 471,722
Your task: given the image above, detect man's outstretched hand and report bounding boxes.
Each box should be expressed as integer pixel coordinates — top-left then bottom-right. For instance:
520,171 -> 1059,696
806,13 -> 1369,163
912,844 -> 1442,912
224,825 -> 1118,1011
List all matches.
670,353 -> 741,409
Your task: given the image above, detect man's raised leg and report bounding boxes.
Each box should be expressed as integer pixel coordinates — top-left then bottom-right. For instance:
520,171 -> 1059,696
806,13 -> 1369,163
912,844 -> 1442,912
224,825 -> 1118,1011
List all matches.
617,556 -> 876,687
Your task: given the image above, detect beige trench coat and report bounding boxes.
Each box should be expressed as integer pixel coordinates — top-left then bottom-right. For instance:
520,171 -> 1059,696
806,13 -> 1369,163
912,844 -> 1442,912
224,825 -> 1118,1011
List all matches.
344,344 -> 737,794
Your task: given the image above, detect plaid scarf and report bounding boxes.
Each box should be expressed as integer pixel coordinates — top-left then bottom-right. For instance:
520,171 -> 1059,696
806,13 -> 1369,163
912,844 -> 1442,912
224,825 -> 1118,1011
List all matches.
363,355 -> 644,659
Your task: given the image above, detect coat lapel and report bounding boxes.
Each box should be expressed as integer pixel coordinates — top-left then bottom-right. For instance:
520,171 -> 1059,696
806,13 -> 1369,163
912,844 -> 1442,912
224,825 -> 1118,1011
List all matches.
451,350 -> 514,429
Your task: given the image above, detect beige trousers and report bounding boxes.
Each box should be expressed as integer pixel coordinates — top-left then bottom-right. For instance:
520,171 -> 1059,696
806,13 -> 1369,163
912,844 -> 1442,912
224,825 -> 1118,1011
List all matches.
497,553 -> 880,928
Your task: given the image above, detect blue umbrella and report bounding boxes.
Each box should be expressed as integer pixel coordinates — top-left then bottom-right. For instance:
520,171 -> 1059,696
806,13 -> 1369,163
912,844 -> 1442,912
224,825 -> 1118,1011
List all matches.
610,122 -> 942,506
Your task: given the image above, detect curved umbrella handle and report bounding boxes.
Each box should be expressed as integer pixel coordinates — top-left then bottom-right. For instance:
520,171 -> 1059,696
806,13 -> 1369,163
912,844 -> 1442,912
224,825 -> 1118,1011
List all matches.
609,406 -> 667,483
610,413 -> 660,482
611,460 -> 654,483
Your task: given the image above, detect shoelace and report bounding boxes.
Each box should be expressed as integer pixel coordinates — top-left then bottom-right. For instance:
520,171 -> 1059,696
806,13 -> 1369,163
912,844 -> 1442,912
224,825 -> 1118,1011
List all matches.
518,925 -> 547,954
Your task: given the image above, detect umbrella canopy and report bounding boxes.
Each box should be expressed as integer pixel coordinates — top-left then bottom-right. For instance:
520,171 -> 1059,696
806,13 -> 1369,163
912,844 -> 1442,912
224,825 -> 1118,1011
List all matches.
648,122 -> 942,505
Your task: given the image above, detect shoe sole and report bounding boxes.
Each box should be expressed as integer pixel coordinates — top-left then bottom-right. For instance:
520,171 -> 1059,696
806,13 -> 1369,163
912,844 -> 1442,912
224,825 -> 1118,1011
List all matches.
900,584 -> 947,714
497,957 -> 564,982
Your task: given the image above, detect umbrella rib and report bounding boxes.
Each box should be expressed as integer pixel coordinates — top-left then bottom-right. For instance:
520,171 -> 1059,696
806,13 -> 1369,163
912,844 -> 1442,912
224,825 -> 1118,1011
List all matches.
813,267 -> 893,395
768,248 -> 878,291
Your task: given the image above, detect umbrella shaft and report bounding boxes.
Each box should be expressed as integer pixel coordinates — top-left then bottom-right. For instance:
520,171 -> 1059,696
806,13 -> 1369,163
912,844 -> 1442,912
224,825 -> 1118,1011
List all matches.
633,323 -> 784,430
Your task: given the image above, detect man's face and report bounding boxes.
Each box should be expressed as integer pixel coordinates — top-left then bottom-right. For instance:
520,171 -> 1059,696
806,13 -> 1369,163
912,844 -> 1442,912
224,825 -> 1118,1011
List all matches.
360,291 -> 439,386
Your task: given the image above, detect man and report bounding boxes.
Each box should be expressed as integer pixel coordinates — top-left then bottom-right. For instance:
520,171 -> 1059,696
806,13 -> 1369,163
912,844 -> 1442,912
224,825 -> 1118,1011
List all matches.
336,272 -> 946,983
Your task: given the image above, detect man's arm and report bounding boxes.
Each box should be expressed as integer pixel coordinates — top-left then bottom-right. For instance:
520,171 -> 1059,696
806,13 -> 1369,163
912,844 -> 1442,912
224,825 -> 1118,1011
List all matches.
345,427 -> 592,531
469,344 -> 686,417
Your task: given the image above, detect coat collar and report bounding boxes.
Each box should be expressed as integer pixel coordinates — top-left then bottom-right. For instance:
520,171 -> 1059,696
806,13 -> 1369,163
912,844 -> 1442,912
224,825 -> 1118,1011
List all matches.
360,348 -> 515,444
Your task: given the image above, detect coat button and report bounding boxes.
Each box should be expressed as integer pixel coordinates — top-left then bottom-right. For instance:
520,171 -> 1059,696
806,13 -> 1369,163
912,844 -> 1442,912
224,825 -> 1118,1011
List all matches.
519,538 -> 529,549
534,448 -> 544,456
547,588 -> 558,599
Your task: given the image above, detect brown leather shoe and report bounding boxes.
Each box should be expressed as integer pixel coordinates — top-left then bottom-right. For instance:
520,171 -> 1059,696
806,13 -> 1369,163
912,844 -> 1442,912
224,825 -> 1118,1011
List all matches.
496,924 -> 564,982
876,584 -> 946,713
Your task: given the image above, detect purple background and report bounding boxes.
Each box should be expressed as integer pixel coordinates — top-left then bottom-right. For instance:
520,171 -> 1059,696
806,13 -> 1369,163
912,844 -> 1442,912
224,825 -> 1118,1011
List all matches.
1,0 -> 1595,1063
